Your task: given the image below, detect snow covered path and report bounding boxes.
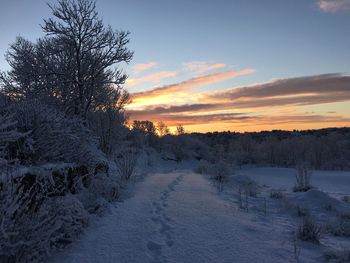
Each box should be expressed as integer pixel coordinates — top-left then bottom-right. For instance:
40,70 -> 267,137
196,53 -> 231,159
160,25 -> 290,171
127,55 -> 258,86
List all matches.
52,171 -> 296,263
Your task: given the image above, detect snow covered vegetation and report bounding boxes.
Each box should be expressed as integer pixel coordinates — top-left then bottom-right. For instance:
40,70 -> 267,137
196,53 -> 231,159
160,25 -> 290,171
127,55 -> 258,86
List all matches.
0,0 -> 135,261
0,0 -> 349,262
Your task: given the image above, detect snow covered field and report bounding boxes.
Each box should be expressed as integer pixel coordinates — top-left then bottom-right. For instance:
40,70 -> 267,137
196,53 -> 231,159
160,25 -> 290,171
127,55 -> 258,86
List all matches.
50,167 -> 350,263
241,167 -> 350,197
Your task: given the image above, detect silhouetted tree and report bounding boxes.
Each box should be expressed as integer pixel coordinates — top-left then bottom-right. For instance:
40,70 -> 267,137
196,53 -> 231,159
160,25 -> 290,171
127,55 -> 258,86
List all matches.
176,124 -> 185,135
132,120 -> 157,135
157,121 -> 170,136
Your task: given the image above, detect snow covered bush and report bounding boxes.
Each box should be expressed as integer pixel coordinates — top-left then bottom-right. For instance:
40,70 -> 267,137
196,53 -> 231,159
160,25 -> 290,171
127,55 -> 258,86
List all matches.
270,190 -> 284,199
297,216 -> 322,243
342,196 -> 350,203
331,213 -> 350,237
293,164 -> 312,192
115,150 -> 138,181
196,160 -> 232,191
9,100 -> 107,170
195,160 -> 211,174
210,161 -> 232,184
87,172 -> 120,202
0,169 -> 89,262
233,175 -> 259,197
0,95 -> 23,164
87,108 -> 128,156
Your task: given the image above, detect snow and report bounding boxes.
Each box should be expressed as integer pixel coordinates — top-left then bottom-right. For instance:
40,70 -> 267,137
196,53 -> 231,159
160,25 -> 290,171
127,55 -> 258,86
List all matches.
51,170 -> 295,262
50,167 -> 350,263
240,167 -> 350,196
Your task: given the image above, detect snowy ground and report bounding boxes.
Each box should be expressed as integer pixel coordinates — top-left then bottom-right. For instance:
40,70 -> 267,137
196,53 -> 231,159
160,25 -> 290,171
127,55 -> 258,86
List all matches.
240,167 -> 350,197
50,167 -> 350,263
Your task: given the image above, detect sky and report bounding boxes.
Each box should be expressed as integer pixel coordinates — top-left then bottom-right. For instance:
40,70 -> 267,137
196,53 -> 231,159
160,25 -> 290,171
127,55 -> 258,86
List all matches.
0,0 -> 349,133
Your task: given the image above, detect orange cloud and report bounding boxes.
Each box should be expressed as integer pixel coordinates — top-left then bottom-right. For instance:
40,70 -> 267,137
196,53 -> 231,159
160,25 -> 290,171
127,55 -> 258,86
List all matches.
127,71 -> 177,86
132,69 -> 255,101
132,61 -> 158,74
183,61 -> 226,76
127,73 -> 350,132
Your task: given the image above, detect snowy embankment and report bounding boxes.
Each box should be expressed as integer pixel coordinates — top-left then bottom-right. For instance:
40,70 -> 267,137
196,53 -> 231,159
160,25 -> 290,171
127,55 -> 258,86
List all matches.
51,167 -> 350,263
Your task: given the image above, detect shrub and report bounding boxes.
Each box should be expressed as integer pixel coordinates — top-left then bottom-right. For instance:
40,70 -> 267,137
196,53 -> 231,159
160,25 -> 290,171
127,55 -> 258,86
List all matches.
296,205 -> 309,217
235,176 -> 259,197
270,190 -> 284,199
195,160 -> 211,174
297,216 -> 322,243
0,170 -> 88,262
196,160 -> 232,191
115,150 -> 138,181
293,164 -> 312,192
342,195 -> 350,203
210,161 -> 231,184
9,100 -> 105,169
87,172 -> 120,201
331,213 -> 350,237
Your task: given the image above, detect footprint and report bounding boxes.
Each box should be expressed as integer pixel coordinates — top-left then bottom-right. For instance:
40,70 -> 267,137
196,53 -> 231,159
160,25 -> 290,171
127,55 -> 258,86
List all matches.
166,240 -> 174,247
151,216 -> 160,223
155,206 -> 162,215
147,241 -> 162,255
159,220 -> 172,233
164,216 -> 172,222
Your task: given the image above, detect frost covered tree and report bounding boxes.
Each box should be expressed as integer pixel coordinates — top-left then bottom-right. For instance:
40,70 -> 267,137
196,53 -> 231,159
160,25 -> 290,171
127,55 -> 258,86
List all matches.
1,0 -> 133,119
0,95 -> 23,164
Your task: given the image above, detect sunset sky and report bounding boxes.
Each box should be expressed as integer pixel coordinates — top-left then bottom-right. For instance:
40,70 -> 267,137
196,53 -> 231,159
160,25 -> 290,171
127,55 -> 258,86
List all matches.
0,0 -> 349,132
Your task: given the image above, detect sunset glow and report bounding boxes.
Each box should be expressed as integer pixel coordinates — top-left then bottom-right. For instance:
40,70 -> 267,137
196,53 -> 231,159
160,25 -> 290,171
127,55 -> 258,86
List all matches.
1,0 -> 349,133
126,71 -> 350,132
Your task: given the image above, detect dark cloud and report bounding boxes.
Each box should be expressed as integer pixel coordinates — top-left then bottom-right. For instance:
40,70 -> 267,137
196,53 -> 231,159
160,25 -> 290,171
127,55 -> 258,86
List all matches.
206,74 -> 350,101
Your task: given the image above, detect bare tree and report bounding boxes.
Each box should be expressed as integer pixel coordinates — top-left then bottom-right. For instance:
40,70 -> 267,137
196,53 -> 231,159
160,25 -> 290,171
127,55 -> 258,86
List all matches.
157,121 -> 170,137
132,120 -> 157,136
1,0 -> 133,120
176,124 -> 185,135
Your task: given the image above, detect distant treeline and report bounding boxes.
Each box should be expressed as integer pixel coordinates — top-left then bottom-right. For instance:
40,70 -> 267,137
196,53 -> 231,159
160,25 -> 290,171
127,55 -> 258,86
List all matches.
187,127 -> 350,170
130,125 -> 350,170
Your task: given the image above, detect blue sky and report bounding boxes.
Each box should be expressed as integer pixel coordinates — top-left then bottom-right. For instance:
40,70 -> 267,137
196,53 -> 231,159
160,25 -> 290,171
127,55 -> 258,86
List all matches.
0,0 -> 349,131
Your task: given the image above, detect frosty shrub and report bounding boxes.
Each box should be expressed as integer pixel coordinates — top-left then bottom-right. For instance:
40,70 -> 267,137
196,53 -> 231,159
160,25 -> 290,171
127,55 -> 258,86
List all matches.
296,205 -> 309,217
87,108 -> 128,156
115,150 -> 138,181
331,213 -> 350,237
87,172 -> 120,202
297,216 -> 322,243
0,170 -> 88,262
11,100 -> 107,170
195,160 -> 211,174
211,161 -> 232,185
342,195 -> 350,203
234,175 -> 259,197
270,190 -> 284,199
0,96 -> 23,164
196,160 -> 232,191
293,164 -> 312,192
